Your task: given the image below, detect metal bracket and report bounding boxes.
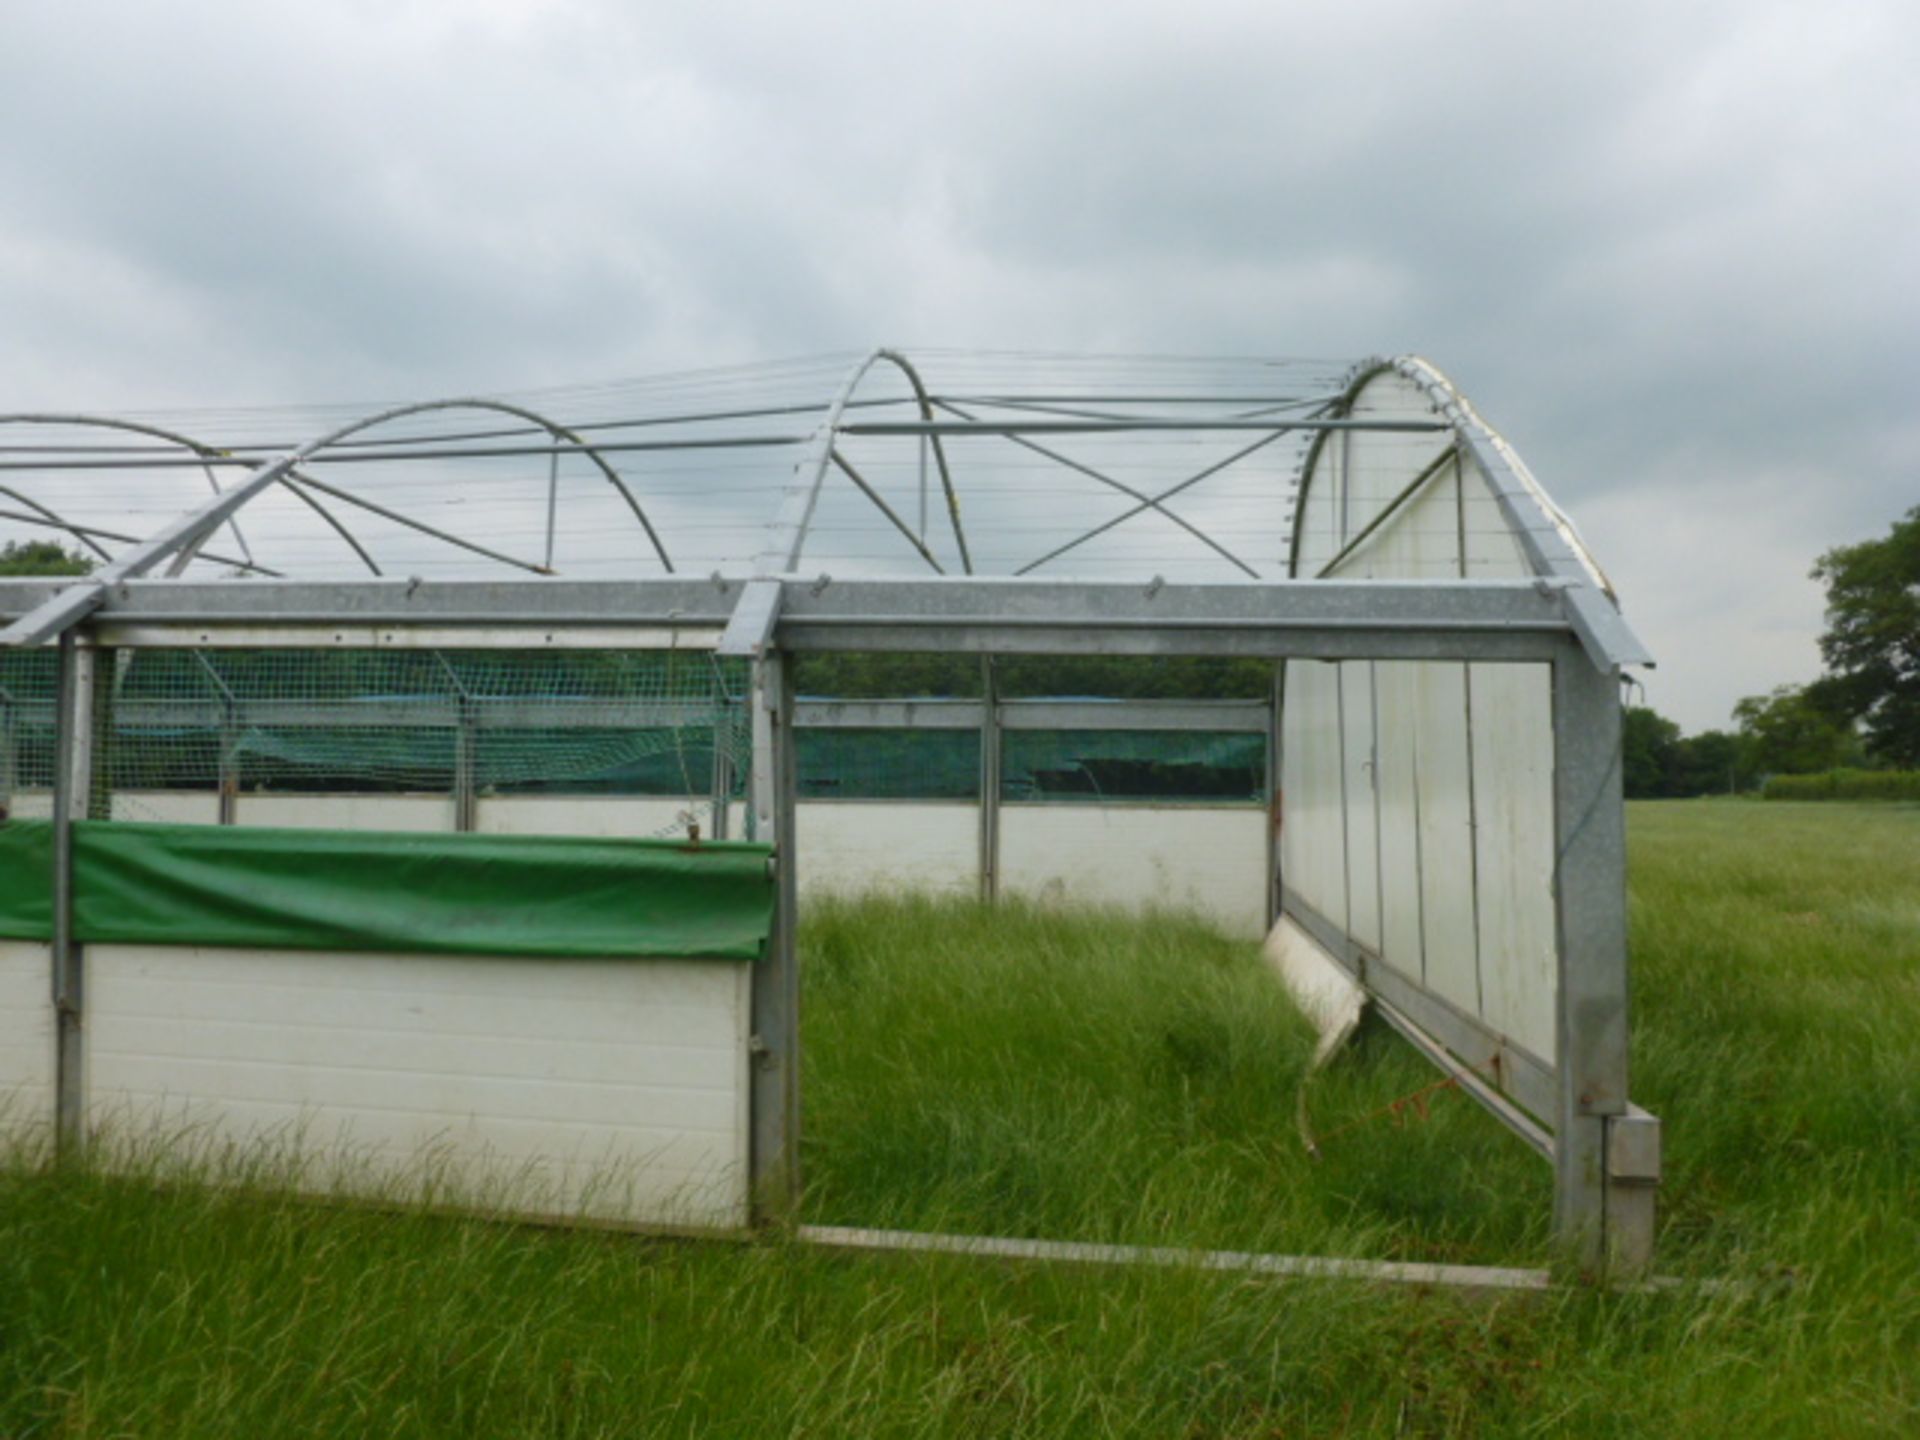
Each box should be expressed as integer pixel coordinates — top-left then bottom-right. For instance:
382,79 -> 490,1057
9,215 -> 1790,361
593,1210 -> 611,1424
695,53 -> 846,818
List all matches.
1606,1105 -> 1662,1185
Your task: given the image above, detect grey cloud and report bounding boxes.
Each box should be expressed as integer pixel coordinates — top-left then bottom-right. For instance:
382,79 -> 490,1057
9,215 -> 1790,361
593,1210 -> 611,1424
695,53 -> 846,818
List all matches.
0,0 -> 1914,731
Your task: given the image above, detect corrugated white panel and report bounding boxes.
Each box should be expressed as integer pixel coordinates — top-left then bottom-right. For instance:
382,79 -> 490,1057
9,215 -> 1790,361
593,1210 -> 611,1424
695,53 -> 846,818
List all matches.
1412,662 -> 1479,1014
1469,664 -> 1557,1062
999,804 -> 1269,938
235,794 -> 456,831
1339,663 -> 1381,950
1371,662 -> 1425,980
0,942 -> 54,1151
1292,433 -> 1344,573
111,792 -> 221,825
87,945 -> 751,1229
797,802 -> 977,899
1338,372 -> 1455,568
1461,466 -> 1531,580
1279,660 -> 1346,930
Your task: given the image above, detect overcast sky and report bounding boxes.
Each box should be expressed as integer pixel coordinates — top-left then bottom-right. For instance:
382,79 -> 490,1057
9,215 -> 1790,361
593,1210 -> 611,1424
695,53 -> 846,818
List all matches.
2,0 -> 1914,731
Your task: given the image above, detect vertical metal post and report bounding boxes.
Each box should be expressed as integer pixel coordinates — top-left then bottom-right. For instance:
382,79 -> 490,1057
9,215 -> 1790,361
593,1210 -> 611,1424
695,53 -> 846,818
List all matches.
452,699 -> 477,833
748,651 -> 799,1222
978,657 -> 1001,903
708,660 -> 736,842
51,633 -> 97,1161
543,449 -> 560,572
217,699 -> 240,825
0,690 -> 16,813
1550,646 -> 1654,1274
709,694 -> 734,842
1266,662 -> 1283,926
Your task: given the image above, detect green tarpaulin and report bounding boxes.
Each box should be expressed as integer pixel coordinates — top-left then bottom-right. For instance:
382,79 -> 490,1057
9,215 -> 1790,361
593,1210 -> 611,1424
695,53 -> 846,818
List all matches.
0,820 -> 772,962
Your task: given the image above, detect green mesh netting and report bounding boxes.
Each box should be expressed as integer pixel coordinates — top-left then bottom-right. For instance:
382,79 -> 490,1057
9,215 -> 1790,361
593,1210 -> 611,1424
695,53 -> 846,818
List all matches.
1001,729 -> 1263,803
797,729 -> 980,800
91,649 -> 751,832
3,648 -> 1269,821
0,649 -> 59,815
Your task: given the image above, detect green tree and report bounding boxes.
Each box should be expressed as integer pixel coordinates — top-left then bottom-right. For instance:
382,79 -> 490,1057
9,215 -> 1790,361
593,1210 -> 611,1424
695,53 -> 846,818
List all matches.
0,540 -> 93,576
1811,504 -> 1920,767
1673,729 -> 1745,796
1622,705 -> 1681,797
1732,684 -> 1861,777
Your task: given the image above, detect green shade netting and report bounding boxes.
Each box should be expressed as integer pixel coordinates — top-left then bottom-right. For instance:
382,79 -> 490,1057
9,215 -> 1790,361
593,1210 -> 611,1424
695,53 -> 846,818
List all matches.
0,820 -> 771,961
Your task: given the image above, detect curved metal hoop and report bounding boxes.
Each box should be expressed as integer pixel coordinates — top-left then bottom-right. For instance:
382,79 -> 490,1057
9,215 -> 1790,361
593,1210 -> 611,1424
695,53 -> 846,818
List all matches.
780,349 -> 973,575
1285,357 -> 1614,598
0,414 -> 378,576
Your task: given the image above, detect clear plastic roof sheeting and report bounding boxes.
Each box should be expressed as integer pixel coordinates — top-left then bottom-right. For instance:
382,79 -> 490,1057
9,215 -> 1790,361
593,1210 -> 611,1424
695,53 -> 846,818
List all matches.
1,351 -> 1392,585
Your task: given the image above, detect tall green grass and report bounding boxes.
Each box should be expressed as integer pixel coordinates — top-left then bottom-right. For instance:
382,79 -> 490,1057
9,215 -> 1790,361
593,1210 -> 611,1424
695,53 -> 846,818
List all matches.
802,894 -> 1545,1261
0,802 -> 1916,1435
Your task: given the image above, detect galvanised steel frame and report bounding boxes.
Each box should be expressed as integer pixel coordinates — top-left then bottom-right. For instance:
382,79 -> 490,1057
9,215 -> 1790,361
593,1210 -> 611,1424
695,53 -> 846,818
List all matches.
0,350 -> 1657,1275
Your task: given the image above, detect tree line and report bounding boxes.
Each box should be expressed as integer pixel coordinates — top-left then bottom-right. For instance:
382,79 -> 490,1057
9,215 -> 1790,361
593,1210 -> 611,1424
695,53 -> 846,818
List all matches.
1626,503 -> 1919,797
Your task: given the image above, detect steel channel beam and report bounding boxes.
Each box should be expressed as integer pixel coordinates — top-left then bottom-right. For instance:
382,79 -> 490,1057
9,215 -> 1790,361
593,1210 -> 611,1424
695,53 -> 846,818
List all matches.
0,692 -> 16,809
4,575 -> 1562,625
1549,643 -> 1649,1275
1,577 -> 1579,664
50,635 -> 96,1160
748,652 -> 800,1223
715,579 -> 784,659
793,699 -> 1269,733
709,695 -> 735,842
1372,1000 -> 1554,1163
839,419 -> 1450,436
1282,885 -> 1558,1129
776,624 -> 1563,663
1266,666 -> 1282,926
979,658 -> 1000,902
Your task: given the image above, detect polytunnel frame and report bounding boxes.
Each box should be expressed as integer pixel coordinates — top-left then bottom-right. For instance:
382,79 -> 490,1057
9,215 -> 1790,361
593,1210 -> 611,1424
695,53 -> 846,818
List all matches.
0,350 -> 1657,1277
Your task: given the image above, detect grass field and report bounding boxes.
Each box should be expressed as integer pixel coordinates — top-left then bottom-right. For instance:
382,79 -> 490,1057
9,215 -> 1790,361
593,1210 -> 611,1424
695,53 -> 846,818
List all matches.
2,802 -> 1917,1435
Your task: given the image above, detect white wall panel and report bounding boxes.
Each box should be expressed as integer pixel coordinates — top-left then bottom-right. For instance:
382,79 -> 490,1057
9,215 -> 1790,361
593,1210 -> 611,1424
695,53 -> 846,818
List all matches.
1411,662 -> 1479,1014
8,790 -> 52,820
477,796 -> 742,841
796,802 -> 977,899
0,942 -> 53,1151
1372,662 -> 1425,980
1000,804 -> 1268,938
236,794 -> 455,832
1293,434 -> 1344,574
1279,660 -> 1346,930
1339,663 -> 1381,949
111,791 -> 221,825
1469,663 -> 1557,1062
1461,467 -> 1531,580
87,945 -> 751,1229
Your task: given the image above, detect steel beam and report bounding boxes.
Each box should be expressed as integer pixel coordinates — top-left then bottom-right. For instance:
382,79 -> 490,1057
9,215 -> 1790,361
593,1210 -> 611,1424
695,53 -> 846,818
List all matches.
841,418 -> 1450,436
1549,644 -> 1650,1274
1282,885 -> 1558,1127
715,579 -> 784,660
748,651 -> 800,1223
1,575 -> 1579,662
1266,665 -> 1283,926
979,658 -> 1000,902
50,635 -> 96,1159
